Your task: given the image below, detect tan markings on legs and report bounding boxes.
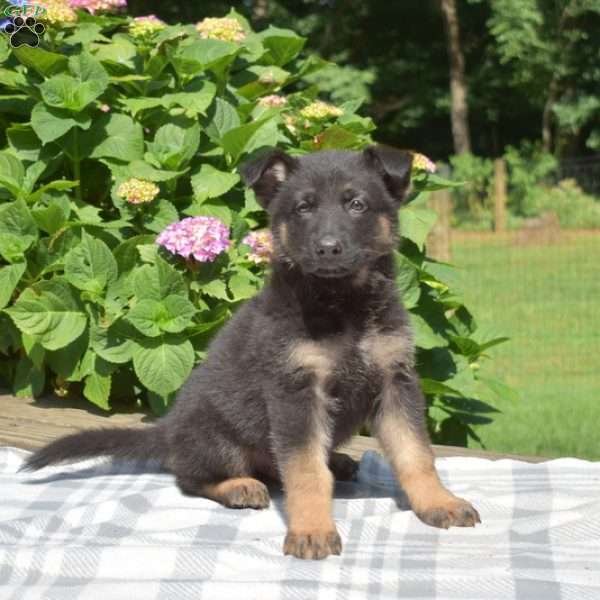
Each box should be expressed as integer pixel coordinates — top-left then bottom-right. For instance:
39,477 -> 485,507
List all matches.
359,329 -> 414,372
283,339 -> 343,557
282,444 -> 341,559
199,477 -> 270,509
375,406 -> 481,528
283,445 -> 334,533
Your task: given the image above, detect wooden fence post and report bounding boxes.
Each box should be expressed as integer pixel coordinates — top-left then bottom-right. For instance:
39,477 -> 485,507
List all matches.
494,158 -> 507,233
427,189 -> 453,262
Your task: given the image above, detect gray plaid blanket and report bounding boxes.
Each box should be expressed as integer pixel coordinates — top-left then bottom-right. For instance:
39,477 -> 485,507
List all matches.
1,446 -> 599,599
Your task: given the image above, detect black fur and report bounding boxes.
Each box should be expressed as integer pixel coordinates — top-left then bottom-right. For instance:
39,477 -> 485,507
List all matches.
23,146 -> 480,558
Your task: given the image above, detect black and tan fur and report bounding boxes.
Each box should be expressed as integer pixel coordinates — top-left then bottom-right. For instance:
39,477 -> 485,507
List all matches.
23,146 -> 480,560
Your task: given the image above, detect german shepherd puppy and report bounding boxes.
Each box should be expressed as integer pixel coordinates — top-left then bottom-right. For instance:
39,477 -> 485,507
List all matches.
24,146 -> 480,559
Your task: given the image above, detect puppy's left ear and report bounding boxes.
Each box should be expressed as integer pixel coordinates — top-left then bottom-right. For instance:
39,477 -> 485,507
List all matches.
363,145 -> 413,204
239,149 -> 298,210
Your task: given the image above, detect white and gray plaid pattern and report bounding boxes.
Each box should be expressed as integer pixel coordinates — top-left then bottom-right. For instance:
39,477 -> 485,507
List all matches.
1,446 -> 599,599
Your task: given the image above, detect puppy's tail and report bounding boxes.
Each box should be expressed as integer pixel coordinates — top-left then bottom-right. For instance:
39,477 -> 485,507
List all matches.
20,426 -> 167,472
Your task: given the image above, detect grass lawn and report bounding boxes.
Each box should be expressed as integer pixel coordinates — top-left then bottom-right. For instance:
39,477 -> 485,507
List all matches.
451,231 -> 600,460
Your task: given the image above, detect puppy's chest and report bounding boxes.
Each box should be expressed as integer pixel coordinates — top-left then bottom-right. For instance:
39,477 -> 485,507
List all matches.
288,327 -> 414,391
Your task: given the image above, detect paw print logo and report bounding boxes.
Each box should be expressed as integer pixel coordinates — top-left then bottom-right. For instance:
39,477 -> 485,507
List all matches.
2,16 -> 45,48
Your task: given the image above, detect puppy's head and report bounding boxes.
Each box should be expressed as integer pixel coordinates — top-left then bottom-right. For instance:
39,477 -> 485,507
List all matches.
240,146 -> 413,279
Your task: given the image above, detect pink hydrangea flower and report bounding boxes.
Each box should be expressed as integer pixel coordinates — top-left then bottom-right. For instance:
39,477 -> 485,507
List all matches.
156,216 -> 230,263
242,230 -> 273,264
69,0 -> 126,15
412,152 -> 436,174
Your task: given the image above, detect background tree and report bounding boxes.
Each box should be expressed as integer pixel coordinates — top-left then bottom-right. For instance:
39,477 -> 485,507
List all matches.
439,0 -> 472,154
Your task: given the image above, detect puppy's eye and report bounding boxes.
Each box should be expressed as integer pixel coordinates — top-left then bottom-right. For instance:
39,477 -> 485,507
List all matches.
295,201 -> 313,214
348,198 -> 367,213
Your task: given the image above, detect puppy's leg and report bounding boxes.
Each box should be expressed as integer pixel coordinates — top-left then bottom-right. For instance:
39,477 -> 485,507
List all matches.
280,442 -> 341,559
168,410 -> 270,510
178,475 -> 270,509
372,370 -> 481,528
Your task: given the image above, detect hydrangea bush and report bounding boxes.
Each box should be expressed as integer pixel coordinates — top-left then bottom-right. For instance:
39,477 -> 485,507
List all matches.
0,6 -> 512,445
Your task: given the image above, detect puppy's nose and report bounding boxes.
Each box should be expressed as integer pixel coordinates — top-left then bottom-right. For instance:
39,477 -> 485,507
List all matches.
316,235 -> 343,257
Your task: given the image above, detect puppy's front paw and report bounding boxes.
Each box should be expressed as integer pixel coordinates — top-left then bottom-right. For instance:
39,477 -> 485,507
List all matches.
283,529 -> 342,560
416,497 -> 481,529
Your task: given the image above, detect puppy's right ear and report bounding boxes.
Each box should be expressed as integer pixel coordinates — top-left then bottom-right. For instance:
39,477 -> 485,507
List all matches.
239,149 -> 297,210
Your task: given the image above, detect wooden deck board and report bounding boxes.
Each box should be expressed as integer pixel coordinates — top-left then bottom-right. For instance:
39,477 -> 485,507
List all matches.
0,393 -> 547,462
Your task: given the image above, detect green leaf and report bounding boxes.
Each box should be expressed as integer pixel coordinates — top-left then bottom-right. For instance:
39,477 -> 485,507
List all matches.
478,375 -> 520,403
171,38 -> 239,76
46,329 -> 89,379
162,79 -> 217,115
105,160 -> 184,182
200,279 -> 230,300
0,262 -> 26,309
64,232 -> 118,295
146,390 -> 174,417
138,200 -> 178,234
221,117 -> 273,161
7,125 -> 45,162
13,356 -> 45,398
122,85 -> 217,118
132,257 -> 187,302
127,295 -> 196,337
13,46 -> 68,77
400,206 -> 438,250
83,357 -> 112,411
191,165 -> 240,202
415,173 -> 464,191
22,161 -> 48,196
89,113 -> 144,162
28,180 -> 79,205
0,198 -> 38,262
259,26 -> 306,66
421,378 -> 464,397
0,152 -> 25,187
204,98 -> 241,141
0,154 -> 25,199
90,318 -> 137,364
65,23 -> 106,45
113,234 -> 156,274
40,74 -> 104,112
409,312 -> 448,349
186,199 -> 233,226
228,271 -> 257,301
5,278 -> 87,351
132,335 -> 194,395
318,125 -> 361,150
31,103 -> 92,145
69,50 -> 110,89
93,36 -> 137,69
393,251 -> 421,309
146,120 -> 200,170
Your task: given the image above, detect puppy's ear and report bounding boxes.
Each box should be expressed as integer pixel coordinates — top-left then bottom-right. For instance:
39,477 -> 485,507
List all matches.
363,145 -> 413,204
239,149 -> 297,210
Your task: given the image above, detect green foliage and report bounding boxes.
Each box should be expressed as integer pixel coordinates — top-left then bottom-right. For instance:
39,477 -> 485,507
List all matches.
449,153 -> 494,224
0,9 -> 511,447
504,142 -> 557,216
527,179 -> 600,229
